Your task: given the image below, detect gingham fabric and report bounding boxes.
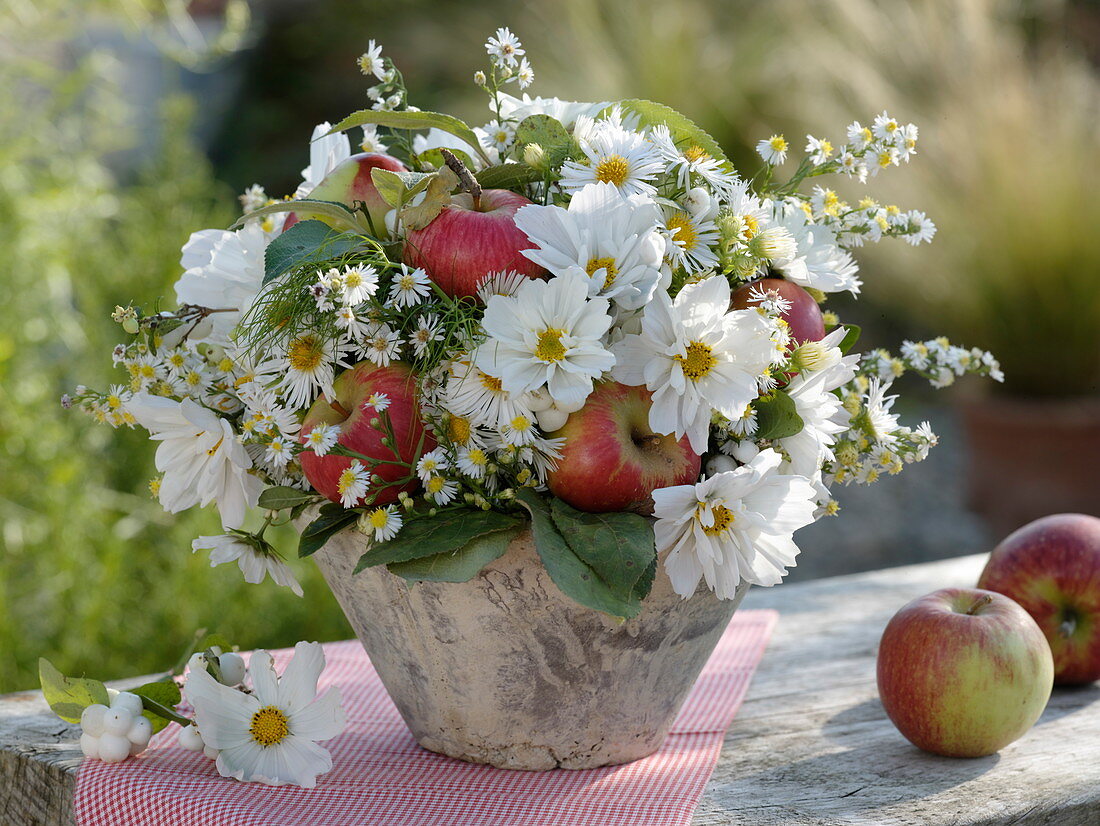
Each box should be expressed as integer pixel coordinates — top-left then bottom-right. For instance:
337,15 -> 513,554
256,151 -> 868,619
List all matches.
74,609 -> 777,826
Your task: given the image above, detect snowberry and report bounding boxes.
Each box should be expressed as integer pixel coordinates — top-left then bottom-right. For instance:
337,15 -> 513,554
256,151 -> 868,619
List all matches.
203,744 -> 220,760
79,733 -> 101,759
97,733 -> 132,763
110,691 -> 145,718
217,652 -> 246,686
127,715 -> 153,748
177,723 -> 205,752
102,708 -> 133,737
80,704 -> 108,738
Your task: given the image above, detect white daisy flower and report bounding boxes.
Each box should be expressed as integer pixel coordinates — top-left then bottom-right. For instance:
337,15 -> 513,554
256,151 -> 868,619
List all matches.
361,505 -> 402,541
610,276 -> 778,454
357,40 -> 385,79
127,394 -> 263,529
756,135 -> 789,165
388,264 -> 432,308
296,122 -> 352,199
476,270 -> 529,304
341,263 -> 380,305
514,182 -> 665,311
771,205 -> 862,295
183,642 -> 345,787
192,534 -> 303,597
481,119 -> 515,153
804,135 -> 835,166
475,270 -> 615,409
361,323 -> 402,367
409,313 -> 444,358
486,27 -> 524,66
653,448 -> 818,597
416,448 -> 449,483
303,422 -> 339,457
863,378 -> 900,444
559,109 -> 665,198
446,357 -> 533,429
360,125 -> 389,154
424,475 -> 459,505
269,333 -> 348,410
337,461 -> 370,508
514,56 -> 535,89
664,209 -> 720,273
456,446 -> 490,478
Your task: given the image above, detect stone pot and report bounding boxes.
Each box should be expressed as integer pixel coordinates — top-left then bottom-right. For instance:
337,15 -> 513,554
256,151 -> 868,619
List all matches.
312,524 -> 748,770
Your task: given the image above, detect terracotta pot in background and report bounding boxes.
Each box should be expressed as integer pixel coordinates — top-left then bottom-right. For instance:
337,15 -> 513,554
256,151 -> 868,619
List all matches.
961,396 -> 1100,537
312,526 -> 748,771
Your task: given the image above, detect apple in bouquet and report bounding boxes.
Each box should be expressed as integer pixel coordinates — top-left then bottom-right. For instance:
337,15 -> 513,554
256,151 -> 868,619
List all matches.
977,513 -> 1100,685
285,152 -> 408,236
546,381 -> 700,514
876,587 -> 1053,758
404,189 -> 546,298
299,361 -> 434,507
730,277 -> 825,344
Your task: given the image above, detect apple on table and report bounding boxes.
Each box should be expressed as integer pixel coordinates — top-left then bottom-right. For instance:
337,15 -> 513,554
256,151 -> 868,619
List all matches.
876,587 -> 1054,758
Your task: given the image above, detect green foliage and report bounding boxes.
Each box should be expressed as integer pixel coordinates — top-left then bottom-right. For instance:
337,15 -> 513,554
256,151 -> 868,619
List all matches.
257,487 -> 321,511
387,526 -> 523,583
39,658 -> 110,724
328,109 -> 491,165
548,498 -> 656,596
355,508 -> 524,572
475,163 -> 543,190
370,168 -> 437,209
298,504 -> 361,558
263,220 -> 362,284
839,323 -> 861,354
130,680 -> 183,733
512,114 -> 576,167
605,99 -> 734,171
753,391 -> 804,440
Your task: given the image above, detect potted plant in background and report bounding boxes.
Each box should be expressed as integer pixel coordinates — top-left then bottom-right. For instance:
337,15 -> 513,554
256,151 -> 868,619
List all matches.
66,28 -> 999,770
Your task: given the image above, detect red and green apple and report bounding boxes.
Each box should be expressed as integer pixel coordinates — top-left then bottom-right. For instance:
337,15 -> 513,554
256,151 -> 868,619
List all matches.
285,152 -> 408,236
730,277 -> 825,344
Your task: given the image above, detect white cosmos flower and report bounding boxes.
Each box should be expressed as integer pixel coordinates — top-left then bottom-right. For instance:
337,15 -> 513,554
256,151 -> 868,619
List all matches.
653,449 -> 818,597
559,109 -> 665,198
514,182 -> 665,311
174,222 -> 268,347
192,534 -> 303,596
611,276 -> 778,454
127,394 -> 263,528
296,122 -> 351,199
771,204 -> 862,295
475,271 -> 615,409
183,643 -> 345,787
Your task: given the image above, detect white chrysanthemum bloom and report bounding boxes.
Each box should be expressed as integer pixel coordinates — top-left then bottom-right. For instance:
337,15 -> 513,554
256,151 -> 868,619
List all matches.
360,125 -> 388,154
361,323 -> 402,367
337,461 -> 370,508
416,448 -> 449,483
610,276 -> 777,454
174,222 -> 268,347
475,270 -> 529,304
238,383 -> 301,440
560,109 -> 665,198
475,271 -> 615,409
128,394 -> 262,529
447,357 -> 533,429
303,422 -> 339,457
664,209 -> 720,273
424,475 -> 459,505
296,122 -> 351,199
653,449 -> 818,597
192,534 -> 303,596
183,643 -> 344,787
514,183 -> 665,312
357,40 -> 385,79
486,27 -> 524,66
341,263 -> 380,305
408,313 -> 443,358
268,333 -> 349,410
863,378 -> 901,444
388,265 -> 432,308
361,505 -> 402,541
756,135 -> 788,165
770,204 -> 862,295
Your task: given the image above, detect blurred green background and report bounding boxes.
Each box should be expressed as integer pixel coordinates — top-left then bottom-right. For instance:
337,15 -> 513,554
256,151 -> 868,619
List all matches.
1,0 -> 1097,692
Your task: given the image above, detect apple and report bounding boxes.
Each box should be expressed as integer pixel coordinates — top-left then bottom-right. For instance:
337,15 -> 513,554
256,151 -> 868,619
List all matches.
730,277 -> 825,343
299,361 -> 434,508
977,513 -> 1100,685
285,152 -> 408,236
546,382 -> 700,514
403,189 -> 546,298
877,587 -> 1053,758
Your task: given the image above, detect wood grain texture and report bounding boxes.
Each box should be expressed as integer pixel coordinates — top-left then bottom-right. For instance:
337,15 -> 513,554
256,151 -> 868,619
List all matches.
1,553 -> 1096,825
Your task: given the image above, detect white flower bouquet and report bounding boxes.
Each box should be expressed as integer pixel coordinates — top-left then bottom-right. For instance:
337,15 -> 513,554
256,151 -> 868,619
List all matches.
69,27 -> 1002,621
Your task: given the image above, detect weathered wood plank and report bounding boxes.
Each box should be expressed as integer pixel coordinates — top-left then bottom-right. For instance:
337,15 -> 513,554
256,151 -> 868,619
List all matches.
2,554 -> 1096,825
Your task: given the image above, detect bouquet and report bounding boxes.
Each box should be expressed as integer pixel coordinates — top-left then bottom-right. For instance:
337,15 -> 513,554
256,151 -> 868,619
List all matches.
68,27 -> 1002,621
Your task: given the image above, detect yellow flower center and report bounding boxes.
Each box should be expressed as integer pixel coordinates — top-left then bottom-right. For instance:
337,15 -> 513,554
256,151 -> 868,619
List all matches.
675,341 -> 717,381
426,476 -> 445,494
368,508 -> 390,529
448,415 -> 472,445
594,154 -> 630,186
700,504 -> 735,537
467,448 -> 487,466
337,467 -> 359,495
398,274 -> 415,290
249,706 -> 290,747
683,144 -> 709,163
345,271 -> 362,289
585,256 -> 619,289
667,213 -> 698,251
287,335 -> 324,373
741,214 -> 759,240
818,140 -> 834,158
860,127 -> 873,144
768,135 -> 788,152
479,371 -> 503,393
534,328 -> 567,363
509,415 -> 532,432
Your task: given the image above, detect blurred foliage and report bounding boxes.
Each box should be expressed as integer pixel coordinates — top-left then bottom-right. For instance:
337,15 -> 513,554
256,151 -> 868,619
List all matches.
0,1 -> 349,693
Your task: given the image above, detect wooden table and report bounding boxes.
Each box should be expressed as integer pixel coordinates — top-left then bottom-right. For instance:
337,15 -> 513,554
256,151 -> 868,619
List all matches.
2,553 -> 1096,825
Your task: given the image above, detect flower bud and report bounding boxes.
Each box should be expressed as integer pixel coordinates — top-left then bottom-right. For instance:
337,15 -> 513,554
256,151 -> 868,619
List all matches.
122,317 -> 140,335
748,226 -> 796,261
683,187 -> 713,219
705,454 -> 738,475
791,341 -> 839,373
473,70 -> 487,87
522,142 -> 546,169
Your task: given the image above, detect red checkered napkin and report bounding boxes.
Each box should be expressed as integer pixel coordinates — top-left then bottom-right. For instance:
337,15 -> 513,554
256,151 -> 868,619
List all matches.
75,609 -> 777,826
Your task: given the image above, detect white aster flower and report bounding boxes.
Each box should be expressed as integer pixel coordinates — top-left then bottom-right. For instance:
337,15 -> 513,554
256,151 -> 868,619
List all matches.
296,123 -> 352,199
183,642 -> 345,787
756,135 -> 789,165
513,56 -> 535,89
481,119 -> 515,153
192,534 -> 303,596
863,378 -> 900,444
127,394 -> 262,529
359,125 -> 389,154
303,422 -> 339,457
456,445 -> 490,478
270,333 -> 348,410
239,184 -> 267,214
447,357 -> 533,429
872,111 -> 902,143
514,182 -> 665,311
905,210 -> 937,245
664,209 -> 720,273
653,448 -> 817,597
804,135 -> 835,166
611,276 -> 777,454
424,475 -> 459,505
334,306 -> 368,343
500,412 -> 538,446
409,313 -> 444,358
365,392 -> 390,412
560,109 -> 664,198
357,40 -> 385,79
416,448 -> 449,483
476,270 -> 529,304
486,27 -> 524,66
340,263 -> 380,305
771,205 -> 862,295
361,323 -> 402,367
649,125 -> 736,194
361,505 -> 402,541
475,271 -> 615,409
493,93 -> 606,131
337,461 -> 370,508
388,265 -> 432,308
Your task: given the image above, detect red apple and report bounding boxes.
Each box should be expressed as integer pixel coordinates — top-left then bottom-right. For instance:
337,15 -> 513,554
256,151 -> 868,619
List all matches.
299,361 -> 434,507
546,382 -> 700,514
285,152 -> 408,236
877,587 -> 1053,758
403,189 -> 546,298
730,277 -> 825,343
977,513 -> 1100,685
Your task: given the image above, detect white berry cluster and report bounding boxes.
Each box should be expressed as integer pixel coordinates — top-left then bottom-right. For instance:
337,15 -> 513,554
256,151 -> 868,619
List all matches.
79,690 -> 153,763
177,649 -> 247,760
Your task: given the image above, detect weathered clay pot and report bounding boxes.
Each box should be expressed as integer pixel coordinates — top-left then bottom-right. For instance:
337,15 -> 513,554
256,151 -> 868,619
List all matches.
312,525 -> 748,770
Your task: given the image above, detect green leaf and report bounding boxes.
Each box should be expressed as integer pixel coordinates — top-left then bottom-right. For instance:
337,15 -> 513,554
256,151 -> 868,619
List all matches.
387,526 -> 523,583
548,498 -> 656,595
38,658 -> 109,724
753,391 -> 805,440
230,199 -> 362,232
839,323 -> 862,354
514,489 -> 640,619
416,146 -> 475,173
512,114 -> 576,167
195,633 -> 233,654
603,99 -> 733,172
298,506 -> 359,558
475,162 -> 543,190
257,486 -> 320,511
355,509 -> 523,572
131,680 -> 182,733
633,554 -> 658,601
328,109 -> 491,165
399,166 -> 460,231
263,220 -> 360,285
370,168 -> 436,209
